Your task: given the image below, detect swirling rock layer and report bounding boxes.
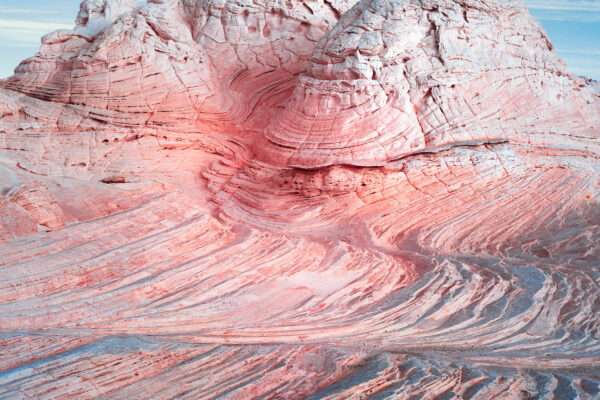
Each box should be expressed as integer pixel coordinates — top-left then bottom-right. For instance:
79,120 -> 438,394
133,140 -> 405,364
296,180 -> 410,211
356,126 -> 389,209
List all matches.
0,0 -> 599,398
257,0 -> 599,167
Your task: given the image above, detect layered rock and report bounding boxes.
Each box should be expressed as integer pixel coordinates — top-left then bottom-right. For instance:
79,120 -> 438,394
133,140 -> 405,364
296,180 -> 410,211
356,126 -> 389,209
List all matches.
1,0 -> 357,131
0,0 -> 599,399
75,0 -> 138,35
257,0 -> 600,167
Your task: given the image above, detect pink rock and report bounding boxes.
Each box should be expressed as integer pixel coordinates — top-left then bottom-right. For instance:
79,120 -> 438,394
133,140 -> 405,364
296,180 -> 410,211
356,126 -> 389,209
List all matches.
0,0 -> 599,398
75,0 -> 138,36
255,0 -> 600,167
1,0 -> 358,132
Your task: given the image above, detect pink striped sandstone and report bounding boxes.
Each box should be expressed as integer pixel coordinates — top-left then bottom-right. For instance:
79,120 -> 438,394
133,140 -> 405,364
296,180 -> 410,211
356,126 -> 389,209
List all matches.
0,0 -> 599,398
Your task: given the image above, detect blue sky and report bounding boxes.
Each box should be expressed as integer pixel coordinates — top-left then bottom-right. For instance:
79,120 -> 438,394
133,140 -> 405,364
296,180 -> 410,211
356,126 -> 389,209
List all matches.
0,0 -> 599,80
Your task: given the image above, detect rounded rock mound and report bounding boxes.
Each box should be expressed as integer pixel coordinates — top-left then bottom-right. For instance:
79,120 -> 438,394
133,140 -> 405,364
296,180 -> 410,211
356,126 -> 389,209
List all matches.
256,0 -> 599,168
0,0 -> 357,131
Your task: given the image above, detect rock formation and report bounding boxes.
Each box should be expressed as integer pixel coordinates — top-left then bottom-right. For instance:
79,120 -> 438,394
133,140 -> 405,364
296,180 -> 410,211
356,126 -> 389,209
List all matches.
0,0 -> 599,398
257,0 -> 599,167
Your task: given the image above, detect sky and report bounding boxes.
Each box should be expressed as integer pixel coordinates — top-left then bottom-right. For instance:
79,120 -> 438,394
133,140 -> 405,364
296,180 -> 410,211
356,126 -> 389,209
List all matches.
0,0 -> 598,80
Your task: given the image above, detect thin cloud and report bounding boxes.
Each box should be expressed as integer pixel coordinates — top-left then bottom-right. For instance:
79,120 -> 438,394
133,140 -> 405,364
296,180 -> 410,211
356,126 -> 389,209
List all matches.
0,30 -> 59,44
0,7 -> 61,14
558,48 -> 600,56
0,19 -> 73,31
525,0 -> 600,22
525,0 -> 600,12
535,15 -> 600,23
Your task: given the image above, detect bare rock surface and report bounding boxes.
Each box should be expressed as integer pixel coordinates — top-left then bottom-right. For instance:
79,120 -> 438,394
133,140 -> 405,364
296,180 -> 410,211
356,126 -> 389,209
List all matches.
257,0 -> 599,167
0,0 -> 599,399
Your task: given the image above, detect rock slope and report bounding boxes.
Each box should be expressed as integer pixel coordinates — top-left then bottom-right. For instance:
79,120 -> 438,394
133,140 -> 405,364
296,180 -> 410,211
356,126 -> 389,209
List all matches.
0,0 -> 599,399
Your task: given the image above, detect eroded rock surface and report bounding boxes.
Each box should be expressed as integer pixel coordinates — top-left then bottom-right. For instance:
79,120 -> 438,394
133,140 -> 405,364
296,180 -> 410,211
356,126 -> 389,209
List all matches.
257,0 -> 599,167
0,0 -> 599,399
1,0 -> 357,132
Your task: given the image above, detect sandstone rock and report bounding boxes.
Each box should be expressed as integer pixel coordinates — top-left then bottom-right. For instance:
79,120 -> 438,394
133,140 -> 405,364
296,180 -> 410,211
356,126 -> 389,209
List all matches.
255,0 -> 600,167
10,182 -> 66,230
75,0 -> 137,36
1,0 -> 358,132
0,0 -> 599,398
101,175 -> 127,183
